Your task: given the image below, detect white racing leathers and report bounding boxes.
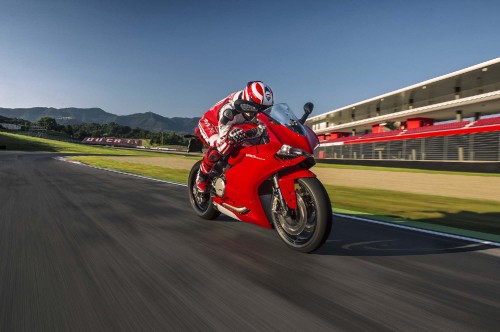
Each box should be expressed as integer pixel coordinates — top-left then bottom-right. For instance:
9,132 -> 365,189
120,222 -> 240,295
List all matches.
198,90 -> 248,155
197,90 -> 248,175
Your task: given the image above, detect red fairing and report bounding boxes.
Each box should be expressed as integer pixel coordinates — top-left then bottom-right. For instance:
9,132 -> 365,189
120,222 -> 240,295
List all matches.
258,114 -> 318,154
278,169 -> 316,210
208,104 -> 320,228
215,142 -> 303,228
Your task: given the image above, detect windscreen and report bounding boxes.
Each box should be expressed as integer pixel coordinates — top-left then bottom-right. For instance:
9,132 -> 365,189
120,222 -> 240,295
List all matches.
262,103 -> 306,136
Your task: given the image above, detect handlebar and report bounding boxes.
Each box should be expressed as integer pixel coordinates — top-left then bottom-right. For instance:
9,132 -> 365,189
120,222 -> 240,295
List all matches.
234,123 -> 267,147
245,124 -> 266,138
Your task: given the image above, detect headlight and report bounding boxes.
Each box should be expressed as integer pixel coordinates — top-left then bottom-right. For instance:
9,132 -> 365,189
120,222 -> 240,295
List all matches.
276,144 -> 307,159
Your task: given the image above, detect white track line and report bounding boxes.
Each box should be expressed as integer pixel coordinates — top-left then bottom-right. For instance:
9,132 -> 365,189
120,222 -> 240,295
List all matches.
333,213 -> 500,247
54,157 -> 185,187
55,157 -> 500,247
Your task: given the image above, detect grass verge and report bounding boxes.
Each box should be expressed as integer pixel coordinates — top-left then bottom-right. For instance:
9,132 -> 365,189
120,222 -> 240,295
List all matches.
325,185 -> 500,235
68,156 -> 189,184
0,132 -> 198,158
315,162 -> 500,177
0,132 -> 149,155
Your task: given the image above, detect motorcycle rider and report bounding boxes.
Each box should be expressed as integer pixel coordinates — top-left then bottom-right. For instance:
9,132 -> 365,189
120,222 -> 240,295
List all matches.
195,81 -> 274,192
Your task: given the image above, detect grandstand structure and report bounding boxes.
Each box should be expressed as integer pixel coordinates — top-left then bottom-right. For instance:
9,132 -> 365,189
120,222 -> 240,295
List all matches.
306,58 -> 500,162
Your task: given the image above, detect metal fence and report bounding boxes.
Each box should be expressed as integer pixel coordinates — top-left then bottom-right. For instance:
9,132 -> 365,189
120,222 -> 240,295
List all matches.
315,131 -> 500,161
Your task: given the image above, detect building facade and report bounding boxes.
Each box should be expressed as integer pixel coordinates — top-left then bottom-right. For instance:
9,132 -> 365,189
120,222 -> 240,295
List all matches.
306,58 -> 500,162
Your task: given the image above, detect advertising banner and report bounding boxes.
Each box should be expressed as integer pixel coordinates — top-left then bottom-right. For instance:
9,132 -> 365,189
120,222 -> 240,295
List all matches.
82,137 -> 142,147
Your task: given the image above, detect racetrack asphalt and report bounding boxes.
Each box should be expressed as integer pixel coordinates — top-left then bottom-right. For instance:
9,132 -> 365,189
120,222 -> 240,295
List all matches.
1,152 -> 499,331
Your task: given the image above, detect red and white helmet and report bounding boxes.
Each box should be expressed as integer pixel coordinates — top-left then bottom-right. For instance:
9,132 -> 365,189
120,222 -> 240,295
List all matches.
243,81 -> 274,107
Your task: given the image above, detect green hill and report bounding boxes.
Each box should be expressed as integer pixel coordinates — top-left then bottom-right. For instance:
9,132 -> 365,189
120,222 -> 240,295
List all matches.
0,107 -> 200,133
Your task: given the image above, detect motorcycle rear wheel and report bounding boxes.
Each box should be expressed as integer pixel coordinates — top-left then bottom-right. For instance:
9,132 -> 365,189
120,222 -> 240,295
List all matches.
188,160 -> 220,220
272,177 -> 332,253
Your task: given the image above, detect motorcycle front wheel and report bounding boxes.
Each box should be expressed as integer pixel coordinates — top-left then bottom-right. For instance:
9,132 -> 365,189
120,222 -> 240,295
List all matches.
272,177 -> 332,253
188,160 -> 220,220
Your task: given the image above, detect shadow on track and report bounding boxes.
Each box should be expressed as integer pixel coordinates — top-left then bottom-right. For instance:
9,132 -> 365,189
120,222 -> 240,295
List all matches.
314,215 -> 495,257
185,211 -> 495,257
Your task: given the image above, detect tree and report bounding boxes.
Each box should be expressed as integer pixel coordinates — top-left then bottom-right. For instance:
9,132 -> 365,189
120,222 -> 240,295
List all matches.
64,125 -> 74,137
37,117 -> 58,131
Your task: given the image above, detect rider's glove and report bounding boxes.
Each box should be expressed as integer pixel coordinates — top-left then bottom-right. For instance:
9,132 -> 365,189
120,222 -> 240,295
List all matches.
228,128 -> 246,145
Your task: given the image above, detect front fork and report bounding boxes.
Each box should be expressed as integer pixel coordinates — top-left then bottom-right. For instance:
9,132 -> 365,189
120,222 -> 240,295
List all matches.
272,174 -> 291,216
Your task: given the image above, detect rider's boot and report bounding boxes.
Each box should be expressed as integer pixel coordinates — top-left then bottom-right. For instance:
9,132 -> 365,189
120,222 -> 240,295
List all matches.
195,170 -> 209,193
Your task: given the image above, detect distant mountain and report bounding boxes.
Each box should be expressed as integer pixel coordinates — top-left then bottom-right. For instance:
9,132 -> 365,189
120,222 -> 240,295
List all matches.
0,107 -> 200,133
116,112 -> 199,133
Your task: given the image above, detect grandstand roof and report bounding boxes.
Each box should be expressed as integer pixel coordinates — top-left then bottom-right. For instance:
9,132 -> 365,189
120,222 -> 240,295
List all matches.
308,57 -> 500,134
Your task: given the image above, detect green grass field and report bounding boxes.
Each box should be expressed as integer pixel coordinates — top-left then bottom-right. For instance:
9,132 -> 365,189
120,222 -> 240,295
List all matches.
3,131 -> 500,236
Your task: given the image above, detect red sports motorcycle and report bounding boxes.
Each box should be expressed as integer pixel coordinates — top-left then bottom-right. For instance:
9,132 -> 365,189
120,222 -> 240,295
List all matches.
188,101 -> 332,253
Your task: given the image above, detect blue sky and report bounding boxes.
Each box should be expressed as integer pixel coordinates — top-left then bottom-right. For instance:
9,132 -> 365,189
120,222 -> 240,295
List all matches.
1,0 -> 499,118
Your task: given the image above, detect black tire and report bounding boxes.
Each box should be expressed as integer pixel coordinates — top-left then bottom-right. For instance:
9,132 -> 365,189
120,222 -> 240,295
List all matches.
188,160 -> 220,220
272,177 -> 332,253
